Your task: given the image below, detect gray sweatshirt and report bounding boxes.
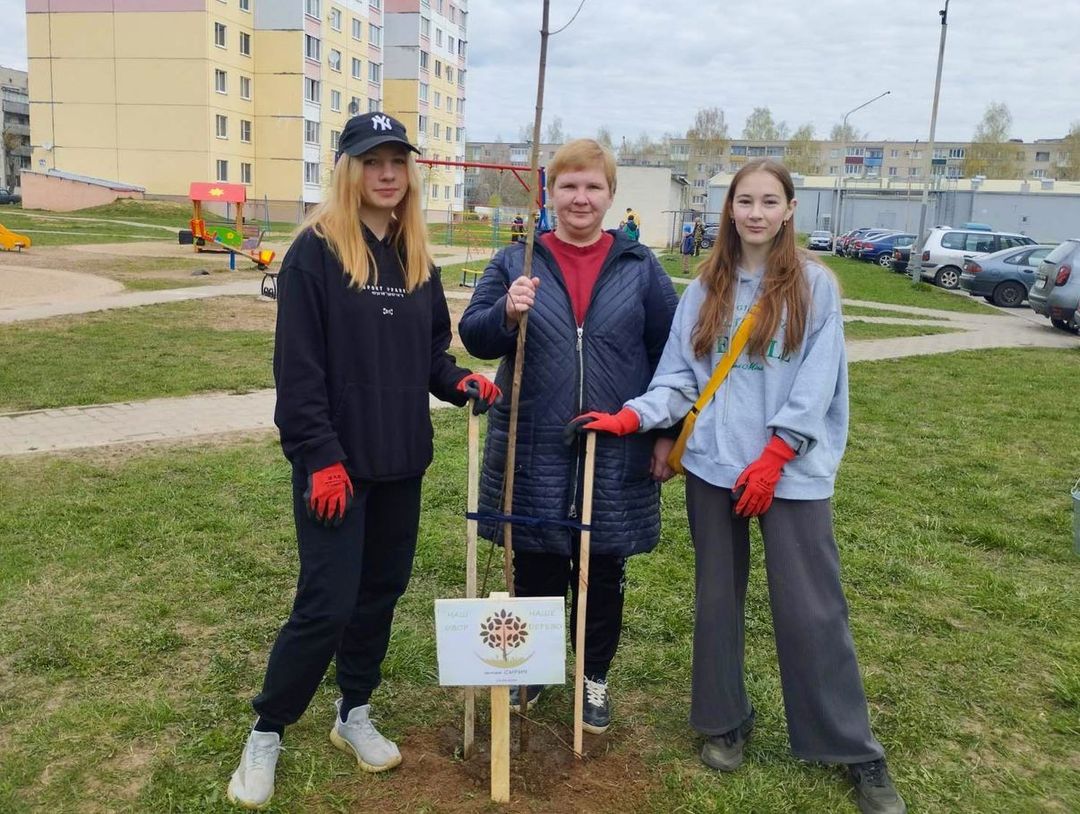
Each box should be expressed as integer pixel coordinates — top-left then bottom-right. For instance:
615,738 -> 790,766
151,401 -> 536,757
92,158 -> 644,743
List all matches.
626,261 -> 848,499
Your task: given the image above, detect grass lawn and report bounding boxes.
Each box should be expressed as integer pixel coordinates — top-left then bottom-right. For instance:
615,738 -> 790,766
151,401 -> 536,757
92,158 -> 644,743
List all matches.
844,304 -> 948,321
0,297 -> 491,412
844,320 -> 959,340
0,347 -> 1077,812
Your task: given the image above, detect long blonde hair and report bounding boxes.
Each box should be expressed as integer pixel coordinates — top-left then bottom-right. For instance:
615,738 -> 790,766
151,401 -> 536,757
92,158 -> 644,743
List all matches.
692,159 -> 811,359
298,150 -> 432,291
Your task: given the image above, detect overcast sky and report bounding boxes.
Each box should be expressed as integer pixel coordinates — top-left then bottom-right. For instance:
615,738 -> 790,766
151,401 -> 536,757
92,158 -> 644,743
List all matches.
2,0 -> 1077,145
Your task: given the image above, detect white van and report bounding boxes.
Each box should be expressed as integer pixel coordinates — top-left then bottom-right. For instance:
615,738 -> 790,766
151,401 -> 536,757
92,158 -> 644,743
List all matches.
918,227 -> 1036,288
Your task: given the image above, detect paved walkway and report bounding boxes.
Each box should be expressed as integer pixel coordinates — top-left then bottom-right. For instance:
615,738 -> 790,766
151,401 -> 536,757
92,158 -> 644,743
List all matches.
1,277 -> 1075,457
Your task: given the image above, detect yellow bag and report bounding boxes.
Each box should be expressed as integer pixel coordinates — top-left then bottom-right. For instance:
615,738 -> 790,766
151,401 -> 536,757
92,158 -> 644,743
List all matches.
667,310 -> 758,475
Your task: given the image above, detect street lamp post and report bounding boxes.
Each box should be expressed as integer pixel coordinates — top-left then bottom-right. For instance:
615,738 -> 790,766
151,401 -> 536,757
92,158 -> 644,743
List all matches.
831,90 -> 891,239
910,0 -> 951,285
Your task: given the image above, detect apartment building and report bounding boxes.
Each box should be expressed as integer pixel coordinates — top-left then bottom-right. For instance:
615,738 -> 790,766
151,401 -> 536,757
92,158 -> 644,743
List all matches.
0,66 -> 30,192
26,0 -> 457,217
384,0 -> 468,217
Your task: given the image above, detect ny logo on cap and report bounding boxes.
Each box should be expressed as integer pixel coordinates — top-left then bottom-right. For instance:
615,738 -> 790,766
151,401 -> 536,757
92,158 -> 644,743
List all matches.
372,115 -> 393,131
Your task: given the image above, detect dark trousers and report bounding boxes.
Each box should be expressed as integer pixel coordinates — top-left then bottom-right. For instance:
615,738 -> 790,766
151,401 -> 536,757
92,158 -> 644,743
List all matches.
252,470 -> 423,727
513,545 -> 626,678
686,473 -> 884,763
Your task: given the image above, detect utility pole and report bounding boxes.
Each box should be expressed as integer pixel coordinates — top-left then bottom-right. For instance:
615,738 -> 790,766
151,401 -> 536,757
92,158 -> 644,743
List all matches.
910,0 -> 951,285
831,91 -> 890,238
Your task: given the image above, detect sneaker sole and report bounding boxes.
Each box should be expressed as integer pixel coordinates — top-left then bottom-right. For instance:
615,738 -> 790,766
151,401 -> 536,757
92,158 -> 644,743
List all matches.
329,727 -> 402,773
700,731 -> 751,773
581,720 -> 609,735
226,777 -> 273,810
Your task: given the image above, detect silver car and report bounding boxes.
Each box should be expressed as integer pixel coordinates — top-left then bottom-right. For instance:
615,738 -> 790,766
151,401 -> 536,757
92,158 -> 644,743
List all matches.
807,230 -> 833,251
1029,238 -> 1080,332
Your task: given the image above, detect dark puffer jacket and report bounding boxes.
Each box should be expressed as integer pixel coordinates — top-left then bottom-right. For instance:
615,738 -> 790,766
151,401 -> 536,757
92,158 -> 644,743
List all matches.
458,231 -> 679,558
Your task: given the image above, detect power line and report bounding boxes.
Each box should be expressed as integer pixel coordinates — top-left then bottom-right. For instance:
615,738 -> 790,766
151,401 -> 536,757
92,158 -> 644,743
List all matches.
551,0 -> 587,35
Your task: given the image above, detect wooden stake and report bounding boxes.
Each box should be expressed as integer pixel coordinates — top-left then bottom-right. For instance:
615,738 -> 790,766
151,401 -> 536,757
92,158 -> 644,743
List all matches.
463,407 -> 480,760
573,432 -> 598,758
489,591 -> 510,803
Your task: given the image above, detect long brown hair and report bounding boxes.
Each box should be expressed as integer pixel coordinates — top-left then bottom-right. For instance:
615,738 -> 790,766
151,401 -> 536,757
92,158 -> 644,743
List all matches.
691,159 -> 810,359
298,150 -> 432,292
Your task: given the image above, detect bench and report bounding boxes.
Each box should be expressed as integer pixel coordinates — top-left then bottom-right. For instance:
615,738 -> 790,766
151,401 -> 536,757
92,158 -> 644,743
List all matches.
459,267 -> 483,288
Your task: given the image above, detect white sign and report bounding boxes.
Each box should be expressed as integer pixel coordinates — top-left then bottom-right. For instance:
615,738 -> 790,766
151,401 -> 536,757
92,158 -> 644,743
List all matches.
434,597 -> 566,687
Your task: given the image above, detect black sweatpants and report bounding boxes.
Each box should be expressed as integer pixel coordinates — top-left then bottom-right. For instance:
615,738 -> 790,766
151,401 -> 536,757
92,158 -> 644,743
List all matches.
513,544 -> 627,679
686,473 -> 884,763
252,469 -> 423,727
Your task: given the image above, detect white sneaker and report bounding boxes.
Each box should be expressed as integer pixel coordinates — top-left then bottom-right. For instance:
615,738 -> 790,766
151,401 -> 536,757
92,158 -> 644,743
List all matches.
329,699 -> 402,772
226,729 -> 281,810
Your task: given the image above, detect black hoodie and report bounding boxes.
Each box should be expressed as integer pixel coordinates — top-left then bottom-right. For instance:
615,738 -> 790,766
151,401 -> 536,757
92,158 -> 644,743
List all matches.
273,227 -> 469,481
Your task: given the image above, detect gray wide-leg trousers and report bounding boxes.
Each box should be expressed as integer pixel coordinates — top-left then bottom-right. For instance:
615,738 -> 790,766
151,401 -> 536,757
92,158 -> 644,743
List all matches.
686,473 -> 884,763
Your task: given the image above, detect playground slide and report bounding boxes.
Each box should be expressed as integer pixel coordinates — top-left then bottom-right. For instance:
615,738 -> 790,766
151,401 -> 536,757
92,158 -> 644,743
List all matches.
0,222 -> 30,251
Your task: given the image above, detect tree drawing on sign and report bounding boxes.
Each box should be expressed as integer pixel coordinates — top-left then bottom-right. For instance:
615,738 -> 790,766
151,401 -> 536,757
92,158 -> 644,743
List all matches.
479,608 -> 529,661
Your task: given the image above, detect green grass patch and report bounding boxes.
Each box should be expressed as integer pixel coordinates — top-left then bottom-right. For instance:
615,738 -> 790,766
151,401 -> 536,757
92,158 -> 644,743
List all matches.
845,304 -> 948,321
0,298 -> 275,411
844,320 -> 959,340
0,348 -> 1078,811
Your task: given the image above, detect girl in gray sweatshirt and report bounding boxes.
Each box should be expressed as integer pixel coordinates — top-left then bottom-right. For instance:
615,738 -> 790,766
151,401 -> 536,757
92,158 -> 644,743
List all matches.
570,160 -> 906,814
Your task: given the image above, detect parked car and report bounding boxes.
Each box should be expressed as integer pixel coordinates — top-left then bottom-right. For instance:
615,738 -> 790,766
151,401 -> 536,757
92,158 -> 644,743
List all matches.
917,227 -> 1037,289
958,244 -> 1056,307
835,227 -> 881,256
699,224 -> 719,250
0,187 -> 20,205
855,232 -> 916,267
890,245 -> 912,273
807,230 -> 833,251
1029,238 -> 1080,332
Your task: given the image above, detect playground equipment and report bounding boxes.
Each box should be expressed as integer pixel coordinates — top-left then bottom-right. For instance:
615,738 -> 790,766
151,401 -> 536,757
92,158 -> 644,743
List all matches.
0,222 -> 30,252
186,182 -> 275,271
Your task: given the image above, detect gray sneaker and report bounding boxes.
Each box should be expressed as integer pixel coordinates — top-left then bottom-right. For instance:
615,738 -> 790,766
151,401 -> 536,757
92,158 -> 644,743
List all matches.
848,758 -> 907,814
700,708 -> 755,772
329,699 -> 402,773
226,729 -> 281,810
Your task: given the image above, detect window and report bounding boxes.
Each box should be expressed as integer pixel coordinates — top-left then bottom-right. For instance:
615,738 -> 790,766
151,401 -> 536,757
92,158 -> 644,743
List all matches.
887,166 -> 897,176
370,0 -> 381,8
454,183 -> 462,198
352,18 -> 362,40
329,7 -> 342,30
214,22 -> 227,48
328,49 -> 341,71
431,183 -> 438,198
418,114 -> 427,133
1032,168 -> 1048,178
456,127 -> 464,143
352,57 -> 362,79
436,28 -> 443,47
948,147 -> 965,159
846,146 -> 865,157
420,51 -> 429,70
436,0 -> 443,11
420,17 -> 430,38
369,97 -> 380,112
1035,151 -> 1050,162
933,148 -> 946,159
890,149 -> 899,158
368,62 -> 381,83
305,77 -> 320,103
445,127 -> 451,142
909,167 -> 919,176
330,89 -> 341,111
349,96 -> 360,115
434,60 -> 442,78
844,164 -> 861,175
215,114 -> 228,138
215,69 -> 227,93
305,162 -> 320,184
330,129 -> 341,150
446,66 -> 454,84
448,35 -> 455,53
240,119 -> 252,143
305,35 -> 321,61
444,185 -> 450,199
241,162 -> 252,184
433,122 -> 440,138
239,75 -> 251,100
369,24 -> 382,46
305,0 -> 320,19
433,90 -> 441,109
305,119 -> 320,144
216,159 -> 228,181
419,82 -> 429,102
239,0 -> 249,10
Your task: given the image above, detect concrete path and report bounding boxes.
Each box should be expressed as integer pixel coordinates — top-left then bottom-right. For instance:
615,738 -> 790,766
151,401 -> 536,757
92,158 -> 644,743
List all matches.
1,279 -> 1075,457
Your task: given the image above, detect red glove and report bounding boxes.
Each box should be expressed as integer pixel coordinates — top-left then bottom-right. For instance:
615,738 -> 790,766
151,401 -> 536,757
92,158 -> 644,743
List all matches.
304,462 -> 354,527
456,373 -> 502,415
733,436 -> 797,518
564,407 -> 640,445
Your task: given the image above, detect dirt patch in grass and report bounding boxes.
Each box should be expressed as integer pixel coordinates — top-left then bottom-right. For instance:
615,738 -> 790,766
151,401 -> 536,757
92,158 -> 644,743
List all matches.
322,719 -> 654,813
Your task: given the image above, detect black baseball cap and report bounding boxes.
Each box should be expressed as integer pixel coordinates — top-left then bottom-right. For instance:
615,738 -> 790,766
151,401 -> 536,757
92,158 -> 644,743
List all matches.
336,112 -> 420,162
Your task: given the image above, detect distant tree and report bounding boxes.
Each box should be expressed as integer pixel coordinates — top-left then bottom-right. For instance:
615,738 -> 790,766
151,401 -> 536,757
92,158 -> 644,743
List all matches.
743,107 -> 787,140
829,122 -> 862,142
1054,121 -> 1080,181
686,106 -> 730,157
619,132 -> 665,163
964,102 -> 1021,179
543,116 -> 565,144
785,124 -> 819,175
595,126 -> 614,150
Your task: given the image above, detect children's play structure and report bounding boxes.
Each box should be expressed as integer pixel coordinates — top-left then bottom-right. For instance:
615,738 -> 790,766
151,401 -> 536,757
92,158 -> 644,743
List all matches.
185,183 -> 275,270
0,222 -> 30,252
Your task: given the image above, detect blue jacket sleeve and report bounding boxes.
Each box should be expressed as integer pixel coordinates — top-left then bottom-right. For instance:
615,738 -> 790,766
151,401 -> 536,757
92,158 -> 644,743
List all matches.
458,248 -> 520,360
272,247 -> 346,474
428,270 -> 470,405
